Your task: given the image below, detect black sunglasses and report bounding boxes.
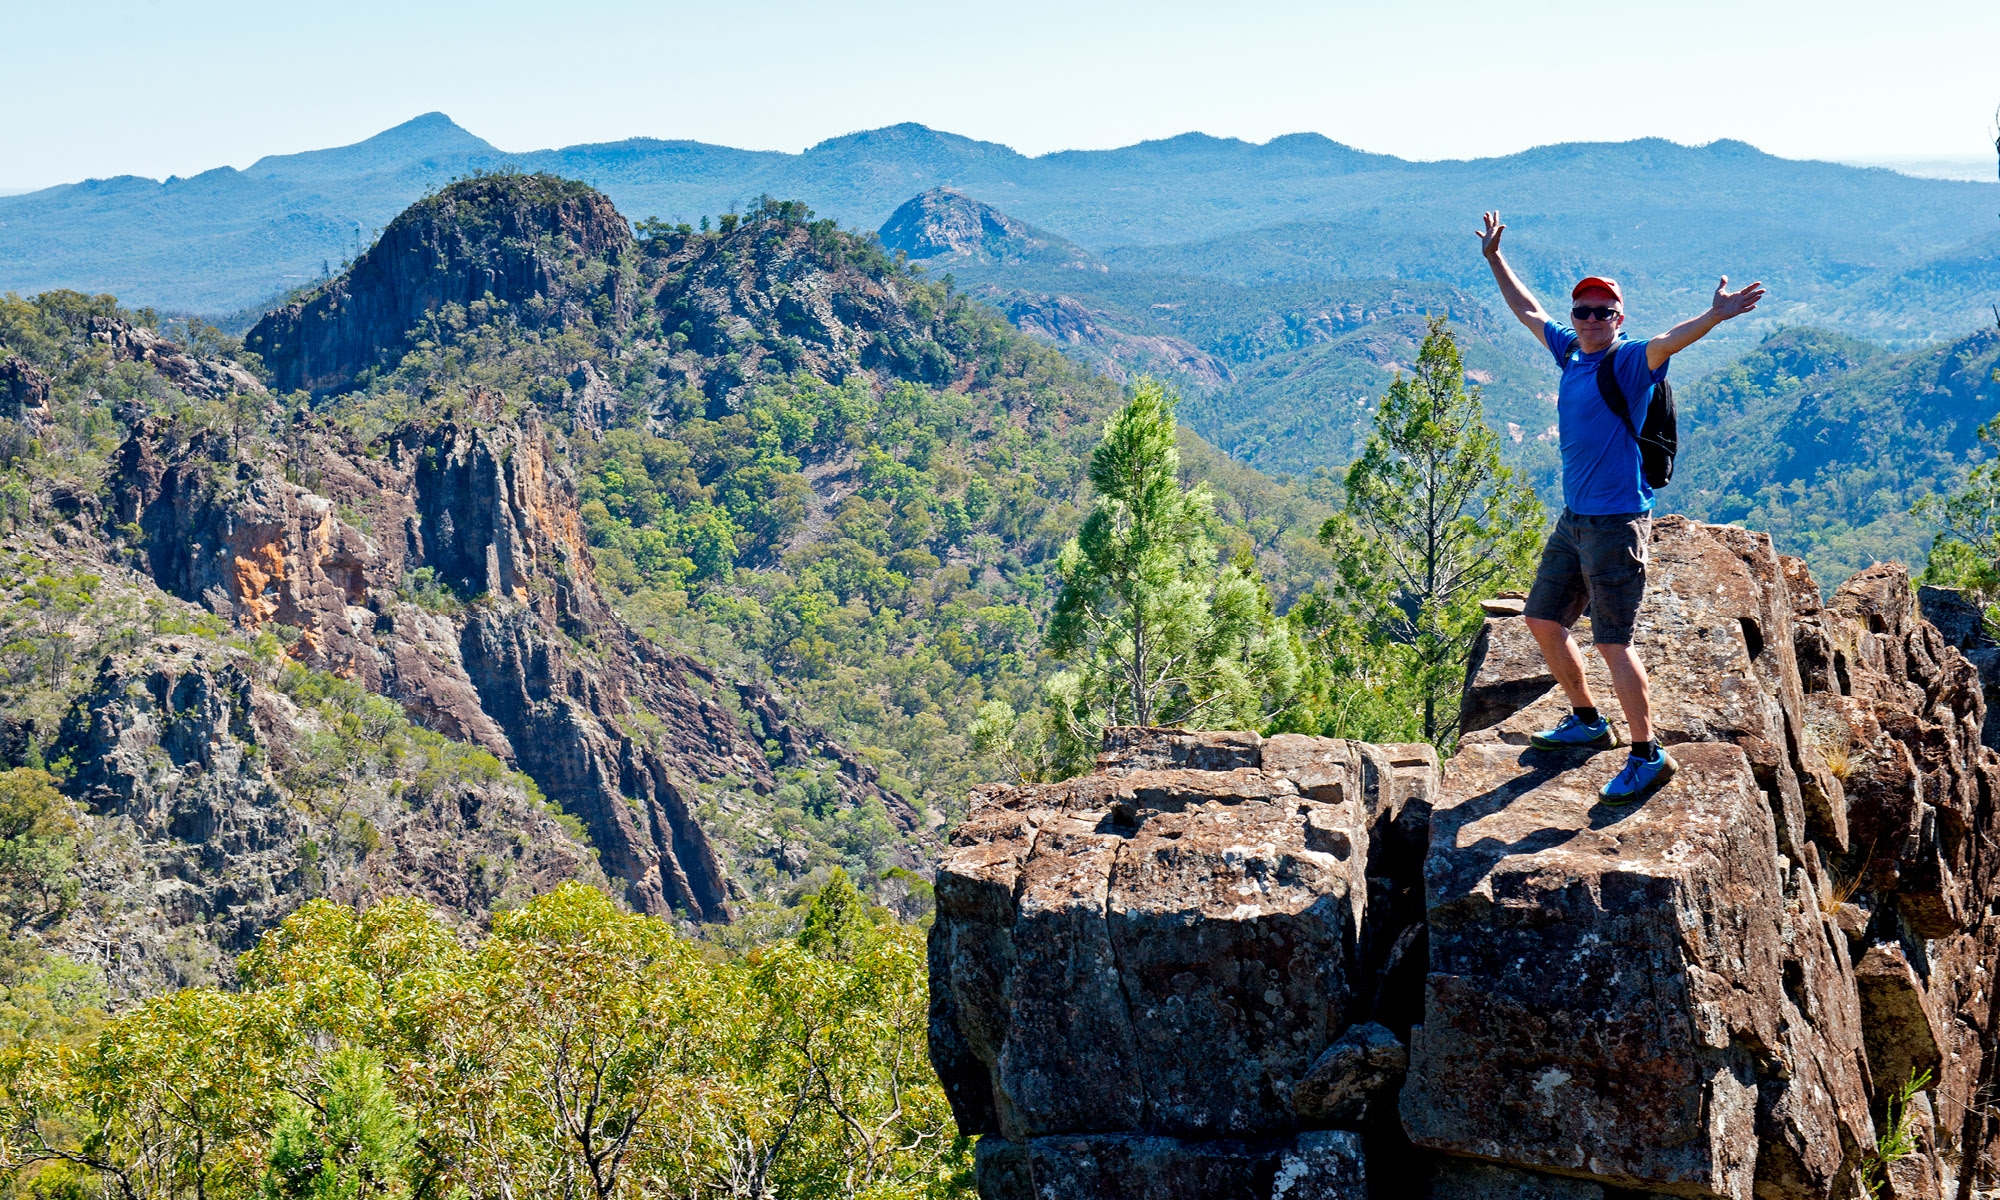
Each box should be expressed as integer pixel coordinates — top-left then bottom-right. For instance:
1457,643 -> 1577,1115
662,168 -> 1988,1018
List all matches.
1571,305 -> 1622,322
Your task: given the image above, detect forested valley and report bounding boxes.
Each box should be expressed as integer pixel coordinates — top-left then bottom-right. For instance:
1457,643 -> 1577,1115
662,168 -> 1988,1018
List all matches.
0,157 -> 1995,1199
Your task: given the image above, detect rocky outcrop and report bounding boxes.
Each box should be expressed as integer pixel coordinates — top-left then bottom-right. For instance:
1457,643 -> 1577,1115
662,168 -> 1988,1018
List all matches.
1,354 -> 51,424
1408,740 -> 1868,1197
878,188 -> 1103,272
86,316 -> 266,402
29,589 -> 603,996
1003,293 -> 1234,386
934,516 -> 2000,1198
929,728 -> 1438,1197
1915,583 -> 2000,752
246,174 -> 634,393
2,317 -> 259,430
1423,520 -> 2000,1197
106,408 -> 909,922
635,210 -> 980,417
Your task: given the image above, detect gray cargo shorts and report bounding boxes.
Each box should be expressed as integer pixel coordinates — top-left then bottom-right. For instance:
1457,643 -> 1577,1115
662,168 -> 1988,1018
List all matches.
1523,509 -> 1651,646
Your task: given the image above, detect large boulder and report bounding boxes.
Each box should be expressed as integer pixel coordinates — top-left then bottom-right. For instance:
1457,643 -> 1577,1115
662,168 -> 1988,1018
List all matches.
1403,741 -> 1871,1198
1440,520 -> 2000,1196
935,520 -> 2000,1199
1461,517 -> 1841,858
930,730 -> 1437,1194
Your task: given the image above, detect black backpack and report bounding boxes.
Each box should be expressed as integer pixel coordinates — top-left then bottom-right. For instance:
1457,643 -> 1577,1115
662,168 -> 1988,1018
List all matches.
1596,352 -> 1678,488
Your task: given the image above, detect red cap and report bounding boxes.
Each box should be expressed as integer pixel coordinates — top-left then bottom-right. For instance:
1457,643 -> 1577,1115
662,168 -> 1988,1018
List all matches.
1572,276 -> 1623,303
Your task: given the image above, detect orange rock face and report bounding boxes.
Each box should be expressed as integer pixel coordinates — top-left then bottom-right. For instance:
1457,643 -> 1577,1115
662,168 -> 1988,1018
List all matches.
108,411 -> 909,924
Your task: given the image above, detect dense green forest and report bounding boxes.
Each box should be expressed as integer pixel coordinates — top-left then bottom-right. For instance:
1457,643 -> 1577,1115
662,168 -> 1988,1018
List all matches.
1,878 -> 970,1198
3,159 -> 1999,1197
1672,323 -> 2000,581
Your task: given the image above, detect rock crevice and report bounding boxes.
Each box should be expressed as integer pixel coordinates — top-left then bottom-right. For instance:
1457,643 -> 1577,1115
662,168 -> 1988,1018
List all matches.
933,519 -> 2000,1199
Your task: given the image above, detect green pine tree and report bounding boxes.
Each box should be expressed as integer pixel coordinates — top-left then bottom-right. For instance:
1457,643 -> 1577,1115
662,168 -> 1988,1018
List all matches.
796,867 -> 875,960
1043,378 -> 1298,768
262,1046 -> 414,1200
1307,317 -> 1544,748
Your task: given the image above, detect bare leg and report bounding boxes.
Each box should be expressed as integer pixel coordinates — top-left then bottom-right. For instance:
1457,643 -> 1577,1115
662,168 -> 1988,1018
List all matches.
1596,643 -> 1652,744
1525,617 -> 1596,710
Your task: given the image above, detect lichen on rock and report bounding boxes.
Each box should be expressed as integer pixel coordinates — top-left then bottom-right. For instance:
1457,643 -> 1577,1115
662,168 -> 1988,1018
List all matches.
932,517 -> 2000,1199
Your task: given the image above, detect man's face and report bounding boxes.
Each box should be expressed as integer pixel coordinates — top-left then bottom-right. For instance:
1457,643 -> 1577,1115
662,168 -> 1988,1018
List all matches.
1573,288 -> 1623,331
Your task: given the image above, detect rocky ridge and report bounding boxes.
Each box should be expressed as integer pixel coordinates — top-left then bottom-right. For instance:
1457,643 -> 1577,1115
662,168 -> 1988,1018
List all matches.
931,516 -> 2000,1198
102,401 -> 912,921
1,537 -> 607,996
1000,293 -> 1233,387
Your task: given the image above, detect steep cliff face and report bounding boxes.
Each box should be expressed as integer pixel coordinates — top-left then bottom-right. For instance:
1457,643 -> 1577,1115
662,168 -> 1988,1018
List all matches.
245,174 -> 634,393
105,406 -> 910,922
0,354 -> 50,424
55,642 -> 605,996
0,537 -> 605,997
933,517 -> 2000,1199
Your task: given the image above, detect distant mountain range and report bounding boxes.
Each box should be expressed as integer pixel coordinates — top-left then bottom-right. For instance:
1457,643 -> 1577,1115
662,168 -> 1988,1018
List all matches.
4,112 -> 1995,340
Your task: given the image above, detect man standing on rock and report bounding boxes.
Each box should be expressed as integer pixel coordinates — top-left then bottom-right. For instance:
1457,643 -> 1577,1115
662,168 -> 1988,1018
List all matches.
1475,210 -> 1764,802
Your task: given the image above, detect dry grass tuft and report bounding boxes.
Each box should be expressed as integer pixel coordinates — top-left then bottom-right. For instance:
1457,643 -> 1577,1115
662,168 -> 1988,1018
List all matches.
1821,865 -> 1867,915
1812,726 -> 1854,782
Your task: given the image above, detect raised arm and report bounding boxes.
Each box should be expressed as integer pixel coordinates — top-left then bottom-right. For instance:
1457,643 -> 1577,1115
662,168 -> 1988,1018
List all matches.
1646,275 -> 1766,369
1475,211 -> 1551,335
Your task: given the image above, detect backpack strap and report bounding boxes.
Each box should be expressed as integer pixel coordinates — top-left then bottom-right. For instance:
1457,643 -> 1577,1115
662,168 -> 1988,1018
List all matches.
1595,348 -> 1641,443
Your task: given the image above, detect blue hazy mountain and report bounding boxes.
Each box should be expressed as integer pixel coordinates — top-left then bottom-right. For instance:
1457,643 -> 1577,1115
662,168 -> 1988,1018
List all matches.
244,111 -> 503,182
3,114 -> 1994,332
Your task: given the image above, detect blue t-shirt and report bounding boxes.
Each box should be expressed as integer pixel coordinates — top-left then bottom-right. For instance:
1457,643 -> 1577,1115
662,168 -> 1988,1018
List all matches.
1543,321 -> 1669,516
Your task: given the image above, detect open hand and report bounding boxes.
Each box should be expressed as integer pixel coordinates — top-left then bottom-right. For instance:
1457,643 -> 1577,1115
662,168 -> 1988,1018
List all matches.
1710,275 -> 1766,320
1475,211 -> 1505,258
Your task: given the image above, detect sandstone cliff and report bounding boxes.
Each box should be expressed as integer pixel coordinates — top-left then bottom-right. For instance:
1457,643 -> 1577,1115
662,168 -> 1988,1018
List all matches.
0,536 -> 607,996
102,403 -> 912,922
931,516 -> 2000,1199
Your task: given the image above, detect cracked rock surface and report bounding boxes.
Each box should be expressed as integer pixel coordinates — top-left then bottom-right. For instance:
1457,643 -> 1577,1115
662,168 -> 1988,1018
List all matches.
934,519 -> 2000,1199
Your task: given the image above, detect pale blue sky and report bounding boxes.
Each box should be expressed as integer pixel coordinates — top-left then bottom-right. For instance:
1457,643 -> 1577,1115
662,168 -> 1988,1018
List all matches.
3,0 -> 1996,189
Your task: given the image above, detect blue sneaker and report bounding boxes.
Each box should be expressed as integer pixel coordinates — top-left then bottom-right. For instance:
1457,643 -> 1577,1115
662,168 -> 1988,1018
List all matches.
1600,747 -> 1678,804
1530,713 -> 1615,751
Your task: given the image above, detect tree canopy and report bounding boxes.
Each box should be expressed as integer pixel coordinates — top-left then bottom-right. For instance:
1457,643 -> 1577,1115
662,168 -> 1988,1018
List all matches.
1042,379 -> 1297,766
0,883 -> 969,1200
1302,317 -> 1543,746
